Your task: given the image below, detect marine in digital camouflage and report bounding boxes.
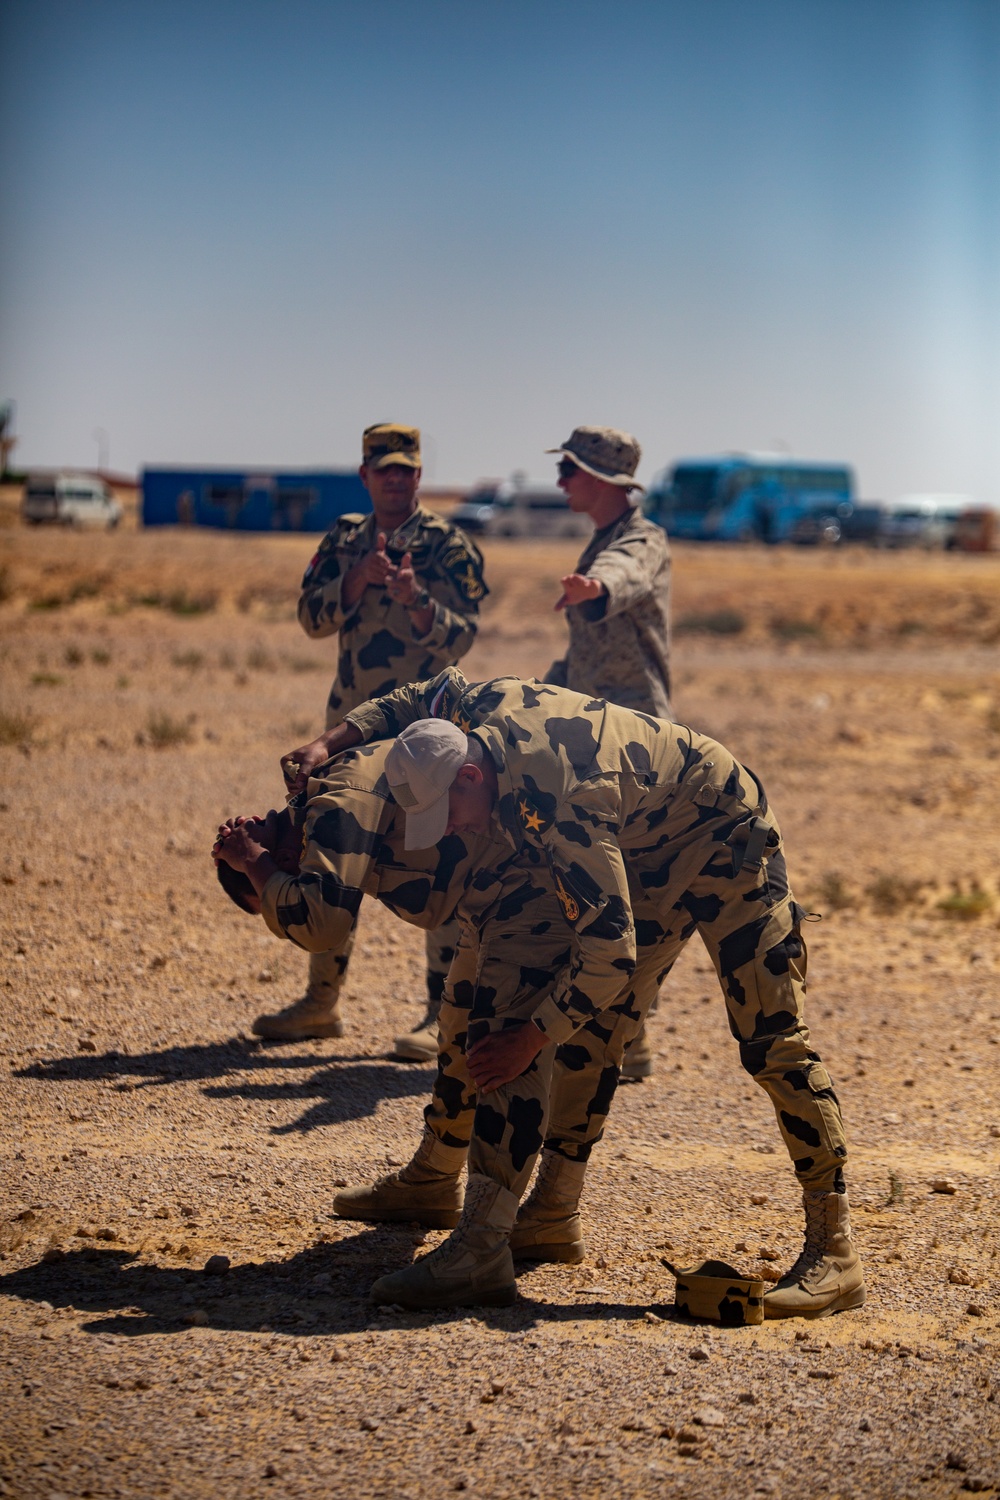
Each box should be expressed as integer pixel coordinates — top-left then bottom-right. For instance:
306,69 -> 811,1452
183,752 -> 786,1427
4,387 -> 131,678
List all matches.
298,507 -> 487,727
344,667 -> 850,1193
546,504 -> 673,718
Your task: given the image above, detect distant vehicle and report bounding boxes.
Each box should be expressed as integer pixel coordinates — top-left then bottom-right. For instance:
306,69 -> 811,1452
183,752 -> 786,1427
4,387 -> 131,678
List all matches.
789,500 -> 886,547
22,471 -> 122,529
451,478 -> 591,539
645,455 -> 855,543
878,494 -> 974,550
953,504 -> 1000,553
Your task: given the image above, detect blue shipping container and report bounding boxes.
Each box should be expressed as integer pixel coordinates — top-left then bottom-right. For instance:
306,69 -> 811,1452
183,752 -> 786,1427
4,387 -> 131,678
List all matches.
141,467 -> 371,532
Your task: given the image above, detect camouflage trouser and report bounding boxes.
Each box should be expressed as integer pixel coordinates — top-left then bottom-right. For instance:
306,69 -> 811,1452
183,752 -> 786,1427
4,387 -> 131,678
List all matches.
426,893 -> 667,1199
424,840 -> 847,1197
307,914 -> 460,1011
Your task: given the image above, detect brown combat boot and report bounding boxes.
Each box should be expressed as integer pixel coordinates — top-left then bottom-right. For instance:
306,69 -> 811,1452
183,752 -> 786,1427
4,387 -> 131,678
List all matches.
508,1150 -> 587,1264
621,1022 -> 653,1081
763,1188 -> 866,1319
333,1130 -> 466,1229
370,1173 -> 518,1309
392,996 -> 441,1063
252,992 -> 344,1041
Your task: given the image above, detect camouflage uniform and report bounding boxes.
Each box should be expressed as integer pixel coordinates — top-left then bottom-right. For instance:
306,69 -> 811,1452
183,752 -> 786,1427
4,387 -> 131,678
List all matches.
295,506 -> 487,1010
345,669 -> 849,1195
261,742 -> 661,1191
546,505 -> 673,718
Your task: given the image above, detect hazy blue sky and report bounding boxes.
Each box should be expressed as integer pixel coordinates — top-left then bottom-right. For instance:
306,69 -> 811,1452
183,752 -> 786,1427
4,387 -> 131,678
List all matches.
2,0 -> 998,498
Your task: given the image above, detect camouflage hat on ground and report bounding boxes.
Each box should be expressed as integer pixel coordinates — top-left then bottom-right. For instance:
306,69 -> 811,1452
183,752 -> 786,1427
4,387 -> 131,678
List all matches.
665,1259 -> 765,1326
385,719 -> 468,850
362,422 -> 421,470
546,425 -> 644,493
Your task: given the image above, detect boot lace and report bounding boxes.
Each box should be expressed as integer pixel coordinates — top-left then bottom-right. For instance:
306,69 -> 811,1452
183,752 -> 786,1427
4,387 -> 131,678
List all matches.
783,1192 -> 828,1284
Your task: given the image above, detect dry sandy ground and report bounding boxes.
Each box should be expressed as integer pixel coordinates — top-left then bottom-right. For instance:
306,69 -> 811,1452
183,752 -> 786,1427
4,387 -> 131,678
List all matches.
1,507 -> 999,1500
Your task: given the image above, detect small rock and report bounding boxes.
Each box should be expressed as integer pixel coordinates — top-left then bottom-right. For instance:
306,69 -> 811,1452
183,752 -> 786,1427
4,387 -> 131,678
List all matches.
676,1425 -> 704,1444
758,1246 -> 780,1261
961,1479 -> 994,1493
990,1125 -> 1000,1139
257,970 -> 274,983
360,1416 -> 380,1432
490,1379 -> 505,1395
154,1207 -> 170,1219
752,1144 -> 776,1154
677,1443 -> 703,1459
263,1463 -> 279,1478
663,1365 -> 678,1377
750,1193 -> 769,1206
622,1415 -> 652,1432
644,1310 -> 663,1324
95,1227 -> 116,1242
464,1419 -> 477,1435
859,1417 -> 872,1431
203,1255 -> 230,1276
932,1178 -> 958,1194
77,1037 -> 97,1052
738,1392 -> 758,1405
693,1407 -> 725,1428
331,1348 -> 347,1363
966,1304 -> 985,1317
947,1453 -> 969,1472
179,1205 -> 196,1218
41,1247 -> 64,1264
949,1267 -> 975,1286
808,1369 -> 838,1380
689,1345 -> 711,1361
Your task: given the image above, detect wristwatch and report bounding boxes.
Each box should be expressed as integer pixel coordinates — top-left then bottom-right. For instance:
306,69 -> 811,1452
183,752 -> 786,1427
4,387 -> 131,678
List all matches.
408,587 -> 431,611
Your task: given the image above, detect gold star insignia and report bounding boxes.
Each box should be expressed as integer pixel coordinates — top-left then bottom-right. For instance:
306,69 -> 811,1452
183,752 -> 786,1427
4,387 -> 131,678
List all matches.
518,799 -> 545,833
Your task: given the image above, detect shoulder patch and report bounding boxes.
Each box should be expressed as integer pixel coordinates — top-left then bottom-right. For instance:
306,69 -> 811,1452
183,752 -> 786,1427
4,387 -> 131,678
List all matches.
441,540 -> 487,603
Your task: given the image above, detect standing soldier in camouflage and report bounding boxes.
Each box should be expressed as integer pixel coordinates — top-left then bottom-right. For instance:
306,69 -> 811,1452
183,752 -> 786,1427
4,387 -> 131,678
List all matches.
252,423 -> 488,1061
545,425 -> 673,1081
289,670 -> 864,1318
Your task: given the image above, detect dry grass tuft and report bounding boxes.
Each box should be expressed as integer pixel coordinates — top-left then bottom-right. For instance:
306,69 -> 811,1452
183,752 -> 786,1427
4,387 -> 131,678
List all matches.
675,608 -> 746,636
936,887 -> 995,921
0,708 -> 36,746
866,874 -> 924,914
142,712 -> 195,749
816,871 -> 853,912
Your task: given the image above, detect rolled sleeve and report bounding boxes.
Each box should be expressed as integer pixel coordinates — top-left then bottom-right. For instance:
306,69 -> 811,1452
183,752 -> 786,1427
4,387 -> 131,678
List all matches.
586,528 -> 668,618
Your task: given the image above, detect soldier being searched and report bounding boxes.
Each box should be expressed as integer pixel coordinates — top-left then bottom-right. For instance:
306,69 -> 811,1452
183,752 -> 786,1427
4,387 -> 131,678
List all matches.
283,669 -> 865,1320
214,739 -> 667,1282
544,424 -> 673,1082
253,422 -> 488,1065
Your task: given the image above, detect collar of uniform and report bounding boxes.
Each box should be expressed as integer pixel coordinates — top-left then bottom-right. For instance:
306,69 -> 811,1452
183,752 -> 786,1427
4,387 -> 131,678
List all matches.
378,505 -> 427,552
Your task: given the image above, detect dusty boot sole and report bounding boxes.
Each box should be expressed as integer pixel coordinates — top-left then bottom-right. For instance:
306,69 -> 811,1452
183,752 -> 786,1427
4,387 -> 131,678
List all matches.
620,1055 -> 653,1081
764,1283 -> 867,1319
392,1035 -> 437,1063
332,1198 -> 461,1229
371,1278 -> 517,1310
510,1238 -> 585,1265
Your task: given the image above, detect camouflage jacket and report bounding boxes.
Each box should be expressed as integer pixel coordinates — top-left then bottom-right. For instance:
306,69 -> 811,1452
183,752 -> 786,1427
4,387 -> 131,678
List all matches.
260,741 -> 509,953
298,506 -> 488,726
545,505 -> 672,717
345,669 -> 774,1044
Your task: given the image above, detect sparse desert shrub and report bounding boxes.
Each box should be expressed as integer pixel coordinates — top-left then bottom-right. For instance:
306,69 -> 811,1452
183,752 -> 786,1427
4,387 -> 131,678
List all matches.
69,577 -> 106,602
91,647 -> 111,665
886,1170 -> 905,1206
817,871 -> 854,912
936,888 -> 994,921
64,645 -> 84,667
0,565 -> 12,603
286,655 -> 323,673
675,608 -> 746,636
142,712 -> 194,749
246,645 -> 276,671
0,709 -> 35,746
133,589 -> 217,616
866,874 -> 923,915
29,592 -> 66,611
31,672 -> 63,687
172,649 -> 205,670
770,616 -> 823,642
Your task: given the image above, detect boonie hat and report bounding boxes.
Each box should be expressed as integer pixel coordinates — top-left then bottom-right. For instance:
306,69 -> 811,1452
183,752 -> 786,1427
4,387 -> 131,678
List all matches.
665,1258 -> 765,1326
363,422 -> 422,470
385,720 -> 468,849
546,425 -> 644,493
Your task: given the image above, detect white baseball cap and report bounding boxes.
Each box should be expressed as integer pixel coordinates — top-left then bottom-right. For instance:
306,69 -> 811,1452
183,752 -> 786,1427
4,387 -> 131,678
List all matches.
385,719 -> 469,849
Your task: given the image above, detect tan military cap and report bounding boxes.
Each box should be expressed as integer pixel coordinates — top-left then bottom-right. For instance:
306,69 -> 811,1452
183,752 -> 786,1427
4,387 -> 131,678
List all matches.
363,422 -> 421,470
385,719 -> 468,849
546,425 -> 644,492
666,1259 -> 765,1326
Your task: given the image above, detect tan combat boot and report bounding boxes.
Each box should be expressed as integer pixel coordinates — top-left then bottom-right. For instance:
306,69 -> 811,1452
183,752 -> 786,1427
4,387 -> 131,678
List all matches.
621,1022 -> 653,1081
392,996 -> 441,1063
508,1150 -> 587,1264
252,992 -> 344,1041
763,1188 -> 866,1319
333,1131 -> 466,1229
370,1173 -> 518,1309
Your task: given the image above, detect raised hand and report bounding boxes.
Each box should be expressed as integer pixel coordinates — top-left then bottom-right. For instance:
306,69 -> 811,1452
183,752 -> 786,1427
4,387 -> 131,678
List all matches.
555,573 -> 605,611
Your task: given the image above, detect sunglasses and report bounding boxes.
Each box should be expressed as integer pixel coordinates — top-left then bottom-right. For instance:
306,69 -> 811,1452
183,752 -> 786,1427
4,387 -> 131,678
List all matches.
557,458 -> 580,480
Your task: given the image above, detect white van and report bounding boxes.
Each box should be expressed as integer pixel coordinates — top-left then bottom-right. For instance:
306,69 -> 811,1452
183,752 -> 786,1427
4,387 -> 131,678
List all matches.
22,471 -> 123,529
451,478 -> 591,540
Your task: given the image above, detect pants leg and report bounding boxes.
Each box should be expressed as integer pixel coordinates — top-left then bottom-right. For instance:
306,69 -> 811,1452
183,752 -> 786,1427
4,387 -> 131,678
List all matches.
422,925 -> 479,1152
683,841 -> 848,1191
306,915 -> 358,1005
425,917 -> 460,1008
543,914 -> 673,1162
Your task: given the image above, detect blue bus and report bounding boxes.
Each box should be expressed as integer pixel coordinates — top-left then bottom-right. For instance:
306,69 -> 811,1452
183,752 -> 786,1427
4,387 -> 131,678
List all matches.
644,455 -> 855,543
